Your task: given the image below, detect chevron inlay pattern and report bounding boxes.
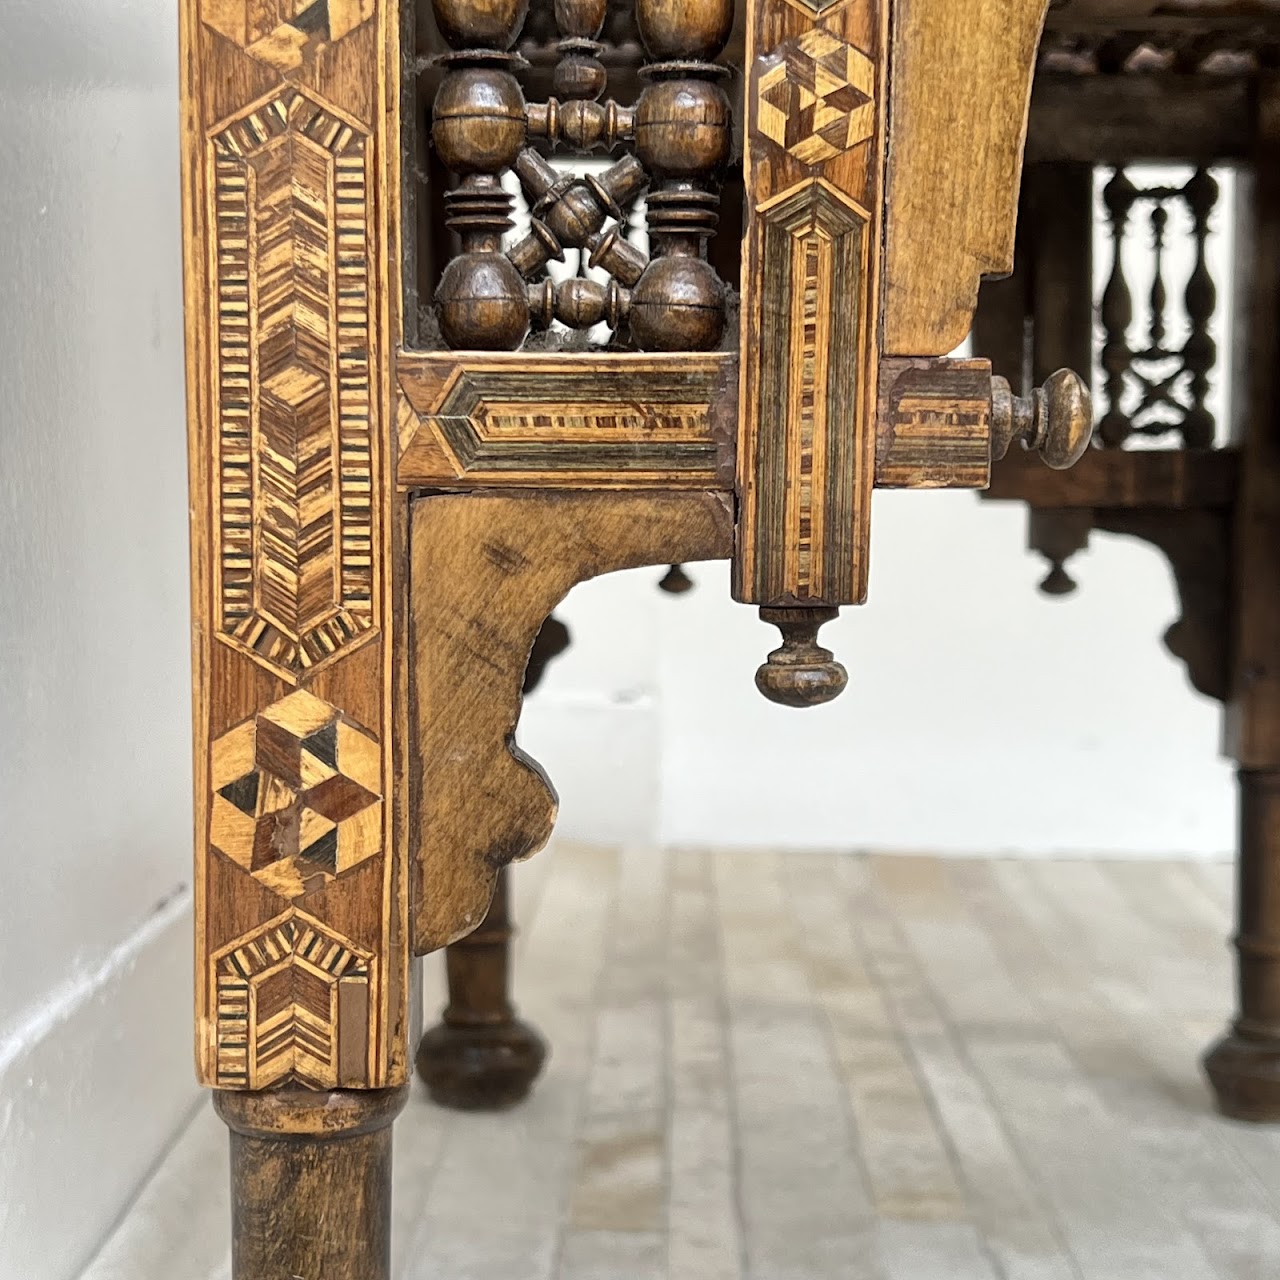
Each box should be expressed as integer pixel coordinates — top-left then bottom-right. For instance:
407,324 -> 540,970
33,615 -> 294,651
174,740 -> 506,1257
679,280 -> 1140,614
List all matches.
213,908 -> 373,1088
745,180 -> 867,601
211,87 -> 376,680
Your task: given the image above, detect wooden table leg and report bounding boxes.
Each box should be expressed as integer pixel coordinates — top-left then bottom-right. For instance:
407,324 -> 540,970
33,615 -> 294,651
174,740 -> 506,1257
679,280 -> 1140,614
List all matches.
215,1086 -> 409,1280
415,613 -> 568,1110
1204,78 -> 1280,1121
417,866 -> 548,1109
1206,773 -> 1280,1121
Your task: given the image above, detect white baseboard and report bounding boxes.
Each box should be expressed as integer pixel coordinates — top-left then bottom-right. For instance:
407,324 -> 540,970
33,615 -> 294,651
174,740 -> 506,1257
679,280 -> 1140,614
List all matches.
0,892 -> 200,1280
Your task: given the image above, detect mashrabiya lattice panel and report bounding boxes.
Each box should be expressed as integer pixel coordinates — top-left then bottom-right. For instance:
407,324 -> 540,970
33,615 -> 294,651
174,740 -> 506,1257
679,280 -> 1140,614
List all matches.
211,86 -> 377,682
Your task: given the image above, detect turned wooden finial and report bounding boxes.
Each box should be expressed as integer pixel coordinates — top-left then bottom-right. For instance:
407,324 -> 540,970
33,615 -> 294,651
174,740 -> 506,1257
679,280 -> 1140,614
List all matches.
658,563 -> 694,593
755,607 -> 848,708
991,368 -> 1093,470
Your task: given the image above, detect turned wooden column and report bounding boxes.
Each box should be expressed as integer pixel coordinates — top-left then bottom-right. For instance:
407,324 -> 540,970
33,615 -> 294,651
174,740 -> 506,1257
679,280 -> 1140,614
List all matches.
1206,772 -> 1280,1118
1205,76 -> 1280,1121
1237,778 -> 1280,1051
215,1087 -> 409,1280
417,866 -> 547,1109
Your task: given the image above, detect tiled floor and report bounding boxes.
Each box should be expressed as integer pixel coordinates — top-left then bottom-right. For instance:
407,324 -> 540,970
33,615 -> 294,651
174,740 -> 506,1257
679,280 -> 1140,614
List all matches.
82,845 -> 1280,1279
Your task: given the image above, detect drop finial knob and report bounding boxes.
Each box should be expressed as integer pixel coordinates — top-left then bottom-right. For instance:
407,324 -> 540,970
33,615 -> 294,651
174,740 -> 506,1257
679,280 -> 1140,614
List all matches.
755,607 -> 848,708
991,368 -> 1092,471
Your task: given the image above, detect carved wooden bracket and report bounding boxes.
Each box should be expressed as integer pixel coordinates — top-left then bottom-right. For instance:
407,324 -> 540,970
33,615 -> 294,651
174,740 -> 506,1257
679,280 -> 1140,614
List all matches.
985,451 -> 1236,703
410,490 -> 733,953
1094,509 -> 1232,703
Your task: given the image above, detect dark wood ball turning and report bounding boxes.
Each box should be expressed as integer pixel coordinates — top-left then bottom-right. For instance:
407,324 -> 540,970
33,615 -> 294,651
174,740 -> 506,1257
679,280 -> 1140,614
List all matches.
630,256 -> 726,352
432,68 -> 527,175
437,253 -> 530,350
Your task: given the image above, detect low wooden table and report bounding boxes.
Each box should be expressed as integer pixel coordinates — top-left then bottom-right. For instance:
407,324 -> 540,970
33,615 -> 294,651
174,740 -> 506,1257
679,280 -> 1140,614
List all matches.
424,0 -> 1280,1140
177,0 -> 1120,1272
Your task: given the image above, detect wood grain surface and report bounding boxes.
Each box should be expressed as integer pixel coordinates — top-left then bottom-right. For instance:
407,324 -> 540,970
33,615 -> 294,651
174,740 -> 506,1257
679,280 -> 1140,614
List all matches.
884,0 -> 1050,357
410,490 -> 733,954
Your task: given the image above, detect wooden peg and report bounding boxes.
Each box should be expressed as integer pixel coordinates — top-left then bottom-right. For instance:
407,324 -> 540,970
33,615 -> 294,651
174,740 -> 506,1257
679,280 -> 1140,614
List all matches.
754,607 -> 848,708
992,368 -> 1093,471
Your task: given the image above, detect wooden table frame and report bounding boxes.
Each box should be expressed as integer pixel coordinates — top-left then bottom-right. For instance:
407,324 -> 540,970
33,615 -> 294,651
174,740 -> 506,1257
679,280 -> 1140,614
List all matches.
180,0 -> 1086,1272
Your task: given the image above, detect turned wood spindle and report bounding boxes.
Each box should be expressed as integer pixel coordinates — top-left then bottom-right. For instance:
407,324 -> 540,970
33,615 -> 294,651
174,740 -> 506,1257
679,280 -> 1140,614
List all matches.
215,1087 -> 409,1280
552,0 -> 609,101
629,0 -> 733,352
508,150 -> 651,335
433,0 -> 529,50
416,869 -> 547,1110
1098,168 -> 1138,447
755,607 -> 849,709
1182,167 -> 1219,449
431,0 -> 532,351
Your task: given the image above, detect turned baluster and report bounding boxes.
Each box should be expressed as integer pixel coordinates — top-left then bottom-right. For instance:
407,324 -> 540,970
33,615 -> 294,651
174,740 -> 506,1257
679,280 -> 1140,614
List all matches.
1182,167 -> 1219,448
1099,168 -> 1137,447
431,0 -> 532,350
629,0 -> 733,352
553,0 -> 607,104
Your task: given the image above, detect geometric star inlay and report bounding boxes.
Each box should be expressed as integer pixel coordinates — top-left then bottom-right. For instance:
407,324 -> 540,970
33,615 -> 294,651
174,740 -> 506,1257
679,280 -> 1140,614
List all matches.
758,29 -> 876,166
201,0 -> 376,71
210,689 -> 382,900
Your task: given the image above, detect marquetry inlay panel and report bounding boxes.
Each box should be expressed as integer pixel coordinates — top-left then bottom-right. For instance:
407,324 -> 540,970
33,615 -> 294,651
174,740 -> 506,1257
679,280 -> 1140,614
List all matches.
874,358 -> 993,490
396,354 -> 735,489
748,181 -> 867,601
758,30 -> 876,165
212,87 -> 377,682
210,690 -> 382,900
201,0 -> 376,71
736,0 -> 889,607
212,908 -> 374,1089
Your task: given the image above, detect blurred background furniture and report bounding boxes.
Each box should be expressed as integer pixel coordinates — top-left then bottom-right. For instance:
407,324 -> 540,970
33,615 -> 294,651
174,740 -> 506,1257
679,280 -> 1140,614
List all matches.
979,0 -> 1280,1122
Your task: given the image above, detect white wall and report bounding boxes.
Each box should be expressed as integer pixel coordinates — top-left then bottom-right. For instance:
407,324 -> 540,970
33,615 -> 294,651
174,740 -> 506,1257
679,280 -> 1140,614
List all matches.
522,494 -> 1236,858
0,3 -> 199,1278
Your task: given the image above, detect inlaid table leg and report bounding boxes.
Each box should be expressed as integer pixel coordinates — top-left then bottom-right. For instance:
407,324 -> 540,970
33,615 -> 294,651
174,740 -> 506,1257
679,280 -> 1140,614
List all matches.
180,0 -> 417,1266
215,1087 -> 409,1280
